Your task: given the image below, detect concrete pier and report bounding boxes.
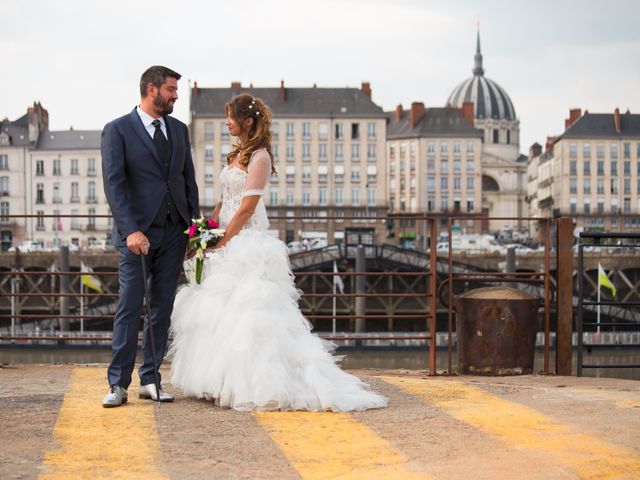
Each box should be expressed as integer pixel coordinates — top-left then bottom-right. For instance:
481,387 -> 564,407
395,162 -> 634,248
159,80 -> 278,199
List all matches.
1,365 -> 639,479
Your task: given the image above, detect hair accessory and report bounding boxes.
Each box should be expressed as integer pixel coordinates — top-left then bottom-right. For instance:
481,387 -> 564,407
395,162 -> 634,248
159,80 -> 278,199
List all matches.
256,111 -> 260,116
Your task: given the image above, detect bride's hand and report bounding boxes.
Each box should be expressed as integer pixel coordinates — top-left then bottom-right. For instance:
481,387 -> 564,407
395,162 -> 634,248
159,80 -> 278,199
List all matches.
185,250 -> 197,259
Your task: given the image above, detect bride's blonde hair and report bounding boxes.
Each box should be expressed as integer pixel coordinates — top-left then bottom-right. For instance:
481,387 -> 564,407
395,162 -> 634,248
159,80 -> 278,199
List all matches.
225,94 -> 276,174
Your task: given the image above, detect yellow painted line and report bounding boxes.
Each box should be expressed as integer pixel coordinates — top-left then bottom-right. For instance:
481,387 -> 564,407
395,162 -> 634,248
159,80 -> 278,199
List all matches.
568,387 -> 640,410
40,367 -> 167,479
255,411 -> 429,480
381,377 -> 640,480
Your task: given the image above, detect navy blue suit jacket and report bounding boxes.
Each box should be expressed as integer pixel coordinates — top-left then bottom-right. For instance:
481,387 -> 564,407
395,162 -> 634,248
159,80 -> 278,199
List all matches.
101,108 -> 199,245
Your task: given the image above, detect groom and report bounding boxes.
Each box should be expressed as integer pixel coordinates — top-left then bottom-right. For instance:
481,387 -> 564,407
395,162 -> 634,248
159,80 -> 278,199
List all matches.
101,65 -> 199,407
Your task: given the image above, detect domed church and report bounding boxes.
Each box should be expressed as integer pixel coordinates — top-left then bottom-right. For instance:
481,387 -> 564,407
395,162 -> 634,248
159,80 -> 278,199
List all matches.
447,30 -> 527,231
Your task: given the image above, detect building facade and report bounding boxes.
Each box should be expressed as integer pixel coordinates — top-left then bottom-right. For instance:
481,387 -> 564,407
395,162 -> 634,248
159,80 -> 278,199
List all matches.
547,108 -> 640,233
190,81 -> 388,244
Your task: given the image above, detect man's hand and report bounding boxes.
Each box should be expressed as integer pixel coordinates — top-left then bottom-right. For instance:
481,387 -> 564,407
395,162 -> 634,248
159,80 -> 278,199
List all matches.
127,231 -> 150,255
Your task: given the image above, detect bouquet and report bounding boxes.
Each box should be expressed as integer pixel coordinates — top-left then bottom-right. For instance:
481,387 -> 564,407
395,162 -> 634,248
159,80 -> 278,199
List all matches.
184,217 -> 225,284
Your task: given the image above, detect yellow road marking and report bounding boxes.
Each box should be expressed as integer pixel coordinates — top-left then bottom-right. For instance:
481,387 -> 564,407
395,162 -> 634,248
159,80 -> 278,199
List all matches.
255,411 -> 429,479
382,377 -> 640,480
40,367 -> 167,479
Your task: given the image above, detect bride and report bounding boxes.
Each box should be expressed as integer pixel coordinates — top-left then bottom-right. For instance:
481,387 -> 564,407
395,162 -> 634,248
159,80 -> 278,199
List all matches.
169,94 -> 387,412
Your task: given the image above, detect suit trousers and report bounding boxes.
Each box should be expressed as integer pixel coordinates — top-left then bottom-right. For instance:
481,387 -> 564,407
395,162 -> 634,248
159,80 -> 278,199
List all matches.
107,216 -> 187,388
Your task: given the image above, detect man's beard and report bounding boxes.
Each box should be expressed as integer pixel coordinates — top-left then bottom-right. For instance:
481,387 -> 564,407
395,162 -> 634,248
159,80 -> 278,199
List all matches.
153,94 -> 174,116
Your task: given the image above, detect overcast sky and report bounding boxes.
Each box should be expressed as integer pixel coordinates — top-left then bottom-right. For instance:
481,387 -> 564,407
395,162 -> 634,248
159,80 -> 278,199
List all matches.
3,0 -> 639,152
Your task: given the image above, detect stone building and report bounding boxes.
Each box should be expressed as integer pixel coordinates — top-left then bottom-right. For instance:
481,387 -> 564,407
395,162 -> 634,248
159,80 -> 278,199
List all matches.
189,81 -> 388,244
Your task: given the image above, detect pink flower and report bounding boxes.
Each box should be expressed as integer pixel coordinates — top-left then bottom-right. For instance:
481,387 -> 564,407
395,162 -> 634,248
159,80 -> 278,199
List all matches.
207,218 -> 219,228
188,224 -> 197,238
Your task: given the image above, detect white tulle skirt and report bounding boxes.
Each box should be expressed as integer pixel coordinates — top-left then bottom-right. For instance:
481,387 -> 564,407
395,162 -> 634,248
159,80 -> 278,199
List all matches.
169,229 -> 388,412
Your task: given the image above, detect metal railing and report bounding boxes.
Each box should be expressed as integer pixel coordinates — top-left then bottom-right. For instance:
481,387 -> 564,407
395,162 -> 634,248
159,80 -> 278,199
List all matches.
577,231 -> 640,375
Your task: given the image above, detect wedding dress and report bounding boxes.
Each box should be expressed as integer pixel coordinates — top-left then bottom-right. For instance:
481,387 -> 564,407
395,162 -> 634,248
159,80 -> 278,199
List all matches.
169,149 -> 388,412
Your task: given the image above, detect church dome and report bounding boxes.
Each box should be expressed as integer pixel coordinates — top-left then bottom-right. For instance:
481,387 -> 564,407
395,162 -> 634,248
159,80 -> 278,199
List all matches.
447,32 -> 516,121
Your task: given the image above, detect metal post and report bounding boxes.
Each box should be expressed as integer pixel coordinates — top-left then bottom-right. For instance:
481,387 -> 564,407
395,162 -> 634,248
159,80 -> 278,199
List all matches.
80,280 -> 85,334
577,243 -> 584,376
10,274 -> 17,338
556,218 -> 573,376
355,245 -> 366,336
59,246 -> 70,332
505,246 -> 516,274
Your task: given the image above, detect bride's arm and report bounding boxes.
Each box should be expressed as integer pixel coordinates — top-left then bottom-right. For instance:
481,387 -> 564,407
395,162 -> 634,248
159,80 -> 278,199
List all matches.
210,201 -> 222,223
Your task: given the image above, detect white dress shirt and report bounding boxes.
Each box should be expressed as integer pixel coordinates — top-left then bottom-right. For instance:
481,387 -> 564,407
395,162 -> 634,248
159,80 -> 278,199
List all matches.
136,106 -> 167,140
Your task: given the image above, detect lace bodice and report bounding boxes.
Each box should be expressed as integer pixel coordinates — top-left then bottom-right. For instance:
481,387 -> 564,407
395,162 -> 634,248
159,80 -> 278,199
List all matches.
218,149 -> 270,232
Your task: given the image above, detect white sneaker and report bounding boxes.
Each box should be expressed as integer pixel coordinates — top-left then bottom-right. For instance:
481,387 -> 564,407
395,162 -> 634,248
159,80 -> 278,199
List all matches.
102,385 -> 128,408
139,383 -> 175,402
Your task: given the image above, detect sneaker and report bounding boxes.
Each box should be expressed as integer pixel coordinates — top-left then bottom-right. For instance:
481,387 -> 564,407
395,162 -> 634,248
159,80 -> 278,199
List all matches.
102,385 -> 128,408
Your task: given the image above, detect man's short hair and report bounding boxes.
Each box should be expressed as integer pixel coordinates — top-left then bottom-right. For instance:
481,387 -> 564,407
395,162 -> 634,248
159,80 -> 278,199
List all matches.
140,66 -> 182,97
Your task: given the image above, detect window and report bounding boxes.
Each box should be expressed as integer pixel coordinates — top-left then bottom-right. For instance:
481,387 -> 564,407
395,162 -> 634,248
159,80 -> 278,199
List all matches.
570,178 -> 577,193
597,161 -> 604,176
570,198 -> 577,214
428,142 -> 435,154
318,143 -> 327,160
441,197 -> 448,211
318,122 -> 328,140
583,178 -> 591,194
467,159 -> 474,172
454,177 -> 461,191
440,177 -> 448,191
367,165 -> 377,184
611,161 -> 618,176
205,144 -> 214,161
597,199 -> 604,213
440,159 -> 448,173
318,187 -> 327,205
367,122 -> 377,140
335,188 -> 344,206
302,188 -> 311,206
204,165 -> 214,183
88,207 -> 96,227
570,161 -> 577,175
302,165 -> 311,183
221,122 -> 230,140
440,142 -> 448,154
302,122 -> 311,139
454,159 -> 461,172
0,201 -> 8,222
351,188 -> 360,205
335,144 -> 343,161
624,197 -> 631,213
71,209 -> 80,230
611,178 -> 618,194
454,142 -> 461,154
271,122 -> 279,139
583,144 -> 591,158
334,165 -> 344,183
624,161 -> 631,175
427,158 -> 435,172
351,143 -> 360,160
70,158 -> 79,175
611,198 -> 618,213
597,178 -> 604,194
623,142 -> 630,158
302,143 -> 311,161
269,188 -> 278,206
583,161 -> 590,175
506,130 -> 511,144
204,122 -> 214,140
492,129 -> 499,144
285,165 -> 295,183
0,176 -> 9,195
367,144 -> 376,160
569,143 -> 577,158
272,144 -> 279,158
36,183 -> 44,203
221,143 -> 231,157
36,210 -> 44,230
466,142 -> 474,154
318,165 -> 328,183
610,143 -> 618,159
53,158 -> 61,175
351,123 -> 360,140
467,199 -> 474,212
286,189 -> 294,206
351,168 -> 360,183
71,182 -> 79,202
427,196 -> 435,212
426,177 -> 435,192
87,158 -> 96,176
0,154 -> 7,170
624,178 -> 631,194
597,144 -> 604,158
467,177 -> 474,191
367,187 -> 376,206
36,160 -> 44,176
584,199 -> 591,214
88,181 -> 96,203
286,144 -> 295,161
335,123 -> 344,140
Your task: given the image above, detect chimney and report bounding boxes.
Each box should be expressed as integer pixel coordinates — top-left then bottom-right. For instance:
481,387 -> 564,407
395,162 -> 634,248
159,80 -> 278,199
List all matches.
193,81 -> 198,96
279,80 -> 286,103
395,104 -> 404,122
460,101 -> 475,126
626,108 -> 631,115
231,81 -> 241,89
564,108 -> 582,129
614,107 -> 621,132
545,135 -> 556,153
361,82 -> 371,98
409,102 -> 425,128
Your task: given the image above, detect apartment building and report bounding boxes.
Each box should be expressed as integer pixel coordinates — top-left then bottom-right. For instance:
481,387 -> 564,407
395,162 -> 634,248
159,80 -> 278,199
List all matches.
190,81 -> 388,244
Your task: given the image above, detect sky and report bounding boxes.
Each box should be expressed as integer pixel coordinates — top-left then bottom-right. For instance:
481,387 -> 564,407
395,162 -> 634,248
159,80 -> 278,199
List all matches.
3,0 -> 640,152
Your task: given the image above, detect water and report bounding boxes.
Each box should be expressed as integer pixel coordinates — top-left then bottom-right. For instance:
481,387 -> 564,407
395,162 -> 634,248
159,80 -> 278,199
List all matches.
1,347 -> 638,380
